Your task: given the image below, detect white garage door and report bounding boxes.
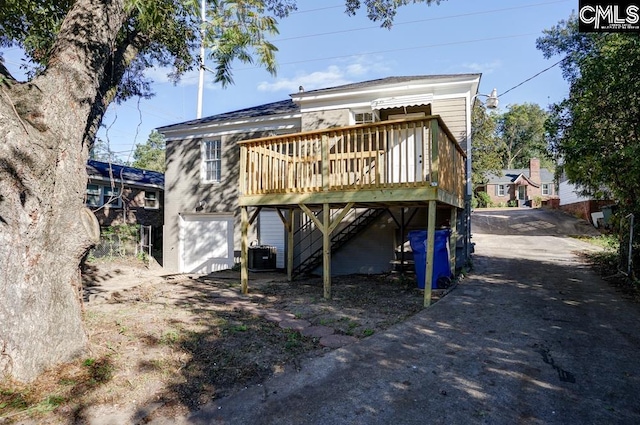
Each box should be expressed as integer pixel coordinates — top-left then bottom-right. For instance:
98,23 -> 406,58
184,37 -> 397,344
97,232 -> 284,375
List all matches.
180,214 -> 234,273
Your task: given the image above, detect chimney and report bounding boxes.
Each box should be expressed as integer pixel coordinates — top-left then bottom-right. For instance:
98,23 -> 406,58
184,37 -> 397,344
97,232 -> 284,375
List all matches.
529,157 -> 540,184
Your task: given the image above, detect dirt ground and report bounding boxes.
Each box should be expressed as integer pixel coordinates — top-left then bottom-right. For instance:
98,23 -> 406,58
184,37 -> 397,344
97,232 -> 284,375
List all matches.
1,260 -> 448,424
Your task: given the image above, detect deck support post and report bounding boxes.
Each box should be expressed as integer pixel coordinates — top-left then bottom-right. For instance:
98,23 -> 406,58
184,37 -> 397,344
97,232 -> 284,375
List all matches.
241,206 -> 249,294
424,200 -> 437,307
322,203 -> 331,299
287,209 -> 294,281
450,207 -> 458,276
275,208 -> 295,281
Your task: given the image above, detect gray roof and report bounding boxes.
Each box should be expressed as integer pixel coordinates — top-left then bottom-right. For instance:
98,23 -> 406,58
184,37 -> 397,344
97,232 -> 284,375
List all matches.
157,99 -> 298,131
157,74 -> 481,132
487,168 -> 554,184
87,160 -> 164,188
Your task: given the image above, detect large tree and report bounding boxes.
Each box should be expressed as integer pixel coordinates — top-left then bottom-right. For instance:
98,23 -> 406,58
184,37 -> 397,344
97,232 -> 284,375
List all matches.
497,102 -> 549,169
0,0 -> 446,382
471,102 -> 503,187
537,16 -> 640,216
132,130 -> 166,172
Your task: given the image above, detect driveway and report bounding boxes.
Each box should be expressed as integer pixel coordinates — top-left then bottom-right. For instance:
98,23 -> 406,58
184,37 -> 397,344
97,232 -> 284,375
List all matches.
159,208 -> 640,424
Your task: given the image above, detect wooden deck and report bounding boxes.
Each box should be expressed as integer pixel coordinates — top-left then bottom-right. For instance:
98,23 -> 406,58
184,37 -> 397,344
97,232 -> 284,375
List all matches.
239,116 -> 466,209
238,116 -> 467,307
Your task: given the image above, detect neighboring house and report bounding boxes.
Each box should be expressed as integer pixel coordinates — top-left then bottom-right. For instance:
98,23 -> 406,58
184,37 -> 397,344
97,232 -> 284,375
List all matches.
158,74 -> 481,283
478,158 -> 556,207
558,177 -> 613,225
86,159 -> 164,234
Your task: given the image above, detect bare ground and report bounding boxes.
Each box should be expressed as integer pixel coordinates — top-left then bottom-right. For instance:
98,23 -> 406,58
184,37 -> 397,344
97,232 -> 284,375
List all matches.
1,259 -> 447,424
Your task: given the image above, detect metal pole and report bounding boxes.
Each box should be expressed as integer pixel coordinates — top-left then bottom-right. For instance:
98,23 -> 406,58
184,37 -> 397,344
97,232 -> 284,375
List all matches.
196,0 -> 206,119
627,213 -> 634,276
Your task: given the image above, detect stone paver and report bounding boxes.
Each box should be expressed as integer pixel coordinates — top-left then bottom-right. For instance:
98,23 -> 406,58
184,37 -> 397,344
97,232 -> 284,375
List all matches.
278,318 -> 311,331
318,334 -> 359,348
301,325 -> 335,338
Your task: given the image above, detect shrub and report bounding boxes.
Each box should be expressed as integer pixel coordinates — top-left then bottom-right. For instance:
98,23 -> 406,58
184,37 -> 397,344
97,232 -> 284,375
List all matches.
474,191 -> 492,208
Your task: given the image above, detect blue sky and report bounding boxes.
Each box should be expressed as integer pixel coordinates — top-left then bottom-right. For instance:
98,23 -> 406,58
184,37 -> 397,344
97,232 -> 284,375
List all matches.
2,0 -> 576,162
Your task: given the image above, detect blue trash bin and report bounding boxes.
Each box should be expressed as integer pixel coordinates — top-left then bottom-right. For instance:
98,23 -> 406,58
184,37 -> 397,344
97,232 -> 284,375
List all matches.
408,229 -> 452,289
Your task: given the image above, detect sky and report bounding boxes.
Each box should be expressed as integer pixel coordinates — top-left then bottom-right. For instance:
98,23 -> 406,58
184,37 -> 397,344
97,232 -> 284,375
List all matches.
1,0 -> 576,162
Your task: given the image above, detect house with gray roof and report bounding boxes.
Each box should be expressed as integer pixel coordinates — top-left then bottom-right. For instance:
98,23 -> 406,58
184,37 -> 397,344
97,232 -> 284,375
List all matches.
157,74 -> 481,290
86,159 -> 164,238
478,158 -> 556,207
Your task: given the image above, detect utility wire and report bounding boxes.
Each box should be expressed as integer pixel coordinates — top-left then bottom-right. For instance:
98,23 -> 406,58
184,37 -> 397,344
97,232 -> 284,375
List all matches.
276,0 -> 572,42
500,57 -> 568,98
229,32 -> 539,71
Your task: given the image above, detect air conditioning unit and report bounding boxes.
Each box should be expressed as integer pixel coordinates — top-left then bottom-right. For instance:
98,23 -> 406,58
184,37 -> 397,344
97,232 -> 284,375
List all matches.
248,245 -> 277,271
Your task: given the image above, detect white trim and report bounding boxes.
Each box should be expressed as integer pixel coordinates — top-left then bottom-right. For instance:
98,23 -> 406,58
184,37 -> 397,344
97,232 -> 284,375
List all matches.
163,124 -> 299,142
201,139 -> 222,184
88,175 -> 163,190
159,113 -> 301,140
371,93 -> 433,110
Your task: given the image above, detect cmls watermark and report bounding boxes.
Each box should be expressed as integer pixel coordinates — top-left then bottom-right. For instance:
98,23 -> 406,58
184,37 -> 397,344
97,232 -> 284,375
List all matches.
578,1 -> 640,32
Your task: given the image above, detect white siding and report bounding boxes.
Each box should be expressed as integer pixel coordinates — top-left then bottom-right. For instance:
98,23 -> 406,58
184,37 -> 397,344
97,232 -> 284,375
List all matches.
259,210 -> 286,269
559,180 -> 590,206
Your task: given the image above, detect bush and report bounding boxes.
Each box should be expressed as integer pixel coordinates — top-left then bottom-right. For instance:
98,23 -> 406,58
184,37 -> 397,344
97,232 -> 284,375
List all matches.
474,191 -> 492,208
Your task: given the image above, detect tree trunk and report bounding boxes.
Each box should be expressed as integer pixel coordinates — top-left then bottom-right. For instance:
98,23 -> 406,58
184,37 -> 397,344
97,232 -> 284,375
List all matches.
0,0 -> 128,382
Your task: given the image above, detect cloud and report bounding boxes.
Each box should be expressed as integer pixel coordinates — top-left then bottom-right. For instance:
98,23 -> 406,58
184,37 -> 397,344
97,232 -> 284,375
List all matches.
462,60 -> 502,74
257,57 -> 393,93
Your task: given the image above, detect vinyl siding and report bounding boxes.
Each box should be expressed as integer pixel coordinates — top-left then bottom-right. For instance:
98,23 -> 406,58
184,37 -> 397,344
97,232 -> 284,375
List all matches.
432,97 -> 468,151
559,180 -> 589,206
258,210 -> 286,269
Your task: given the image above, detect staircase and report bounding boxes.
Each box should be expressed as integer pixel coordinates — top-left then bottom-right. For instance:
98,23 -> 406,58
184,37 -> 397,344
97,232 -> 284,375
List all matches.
292,208 -> 386,277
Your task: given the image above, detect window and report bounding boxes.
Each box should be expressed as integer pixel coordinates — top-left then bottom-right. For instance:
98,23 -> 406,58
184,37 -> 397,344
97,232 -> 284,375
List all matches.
542,183 -> 550,195
496,184 -> 506,197
354,112 -> 375,124
102,186 -> 121,208
144,190 -> 159,209
85,184 -> 121,208
202,140 -> 222,183
86,184 -> 101,207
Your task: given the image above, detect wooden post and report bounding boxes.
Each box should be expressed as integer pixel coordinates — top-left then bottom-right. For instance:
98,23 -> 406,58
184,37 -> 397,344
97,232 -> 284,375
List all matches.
323,203 -> 331,299
430,118 -> 439,186
449,207 -> 458,276
287,209 -> 294,282
241,206 -> 249,294
322,134 -> 330,192
424,200 -> 436,307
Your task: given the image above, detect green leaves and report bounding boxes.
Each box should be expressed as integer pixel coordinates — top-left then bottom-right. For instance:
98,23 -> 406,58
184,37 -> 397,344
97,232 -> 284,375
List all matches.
537,16 -> 640,215
131,130 -> 166,172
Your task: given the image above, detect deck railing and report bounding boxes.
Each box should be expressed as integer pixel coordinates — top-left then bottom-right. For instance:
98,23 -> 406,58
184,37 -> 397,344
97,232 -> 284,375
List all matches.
239,116 -> 465,200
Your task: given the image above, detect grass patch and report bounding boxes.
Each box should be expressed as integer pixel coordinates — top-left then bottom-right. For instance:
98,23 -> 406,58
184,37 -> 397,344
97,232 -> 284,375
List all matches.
572,234 -> 619,250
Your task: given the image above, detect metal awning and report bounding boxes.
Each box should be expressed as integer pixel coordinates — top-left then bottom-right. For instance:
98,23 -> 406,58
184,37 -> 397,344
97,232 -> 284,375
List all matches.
370,93 -> 434,110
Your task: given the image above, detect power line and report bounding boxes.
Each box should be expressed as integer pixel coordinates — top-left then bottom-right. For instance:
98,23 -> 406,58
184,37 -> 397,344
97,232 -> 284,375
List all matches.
231,32 -> 540,71
500,57 -> 568,98
289,4 -> 344,15
275,0 -> 572,42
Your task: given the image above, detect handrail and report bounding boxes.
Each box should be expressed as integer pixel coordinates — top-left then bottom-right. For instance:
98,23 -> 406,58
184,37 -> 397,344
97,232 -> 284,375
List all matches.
239,116 -> 465,198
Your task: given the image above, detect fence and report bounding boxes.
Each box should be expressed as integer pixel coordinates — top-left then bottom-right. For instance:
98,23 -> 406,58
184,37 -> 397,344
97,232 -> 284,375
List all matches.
618,213 -> 637,279
91,225 -> 144,259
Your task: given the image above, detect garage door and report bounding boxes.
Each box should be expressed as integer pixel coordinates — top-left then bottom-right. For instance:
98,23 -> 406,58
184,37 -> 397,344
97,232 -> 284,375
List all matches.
180,214 -> 234,273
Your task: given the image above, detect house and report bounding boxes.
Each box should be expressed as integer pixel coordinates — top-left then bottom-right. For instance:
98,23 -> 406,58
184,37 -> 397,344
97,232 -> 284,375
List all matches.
158,74 -> 481,303
558,177 -> 613,225
479,158 -> 556,207
86,160 -> 164,251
